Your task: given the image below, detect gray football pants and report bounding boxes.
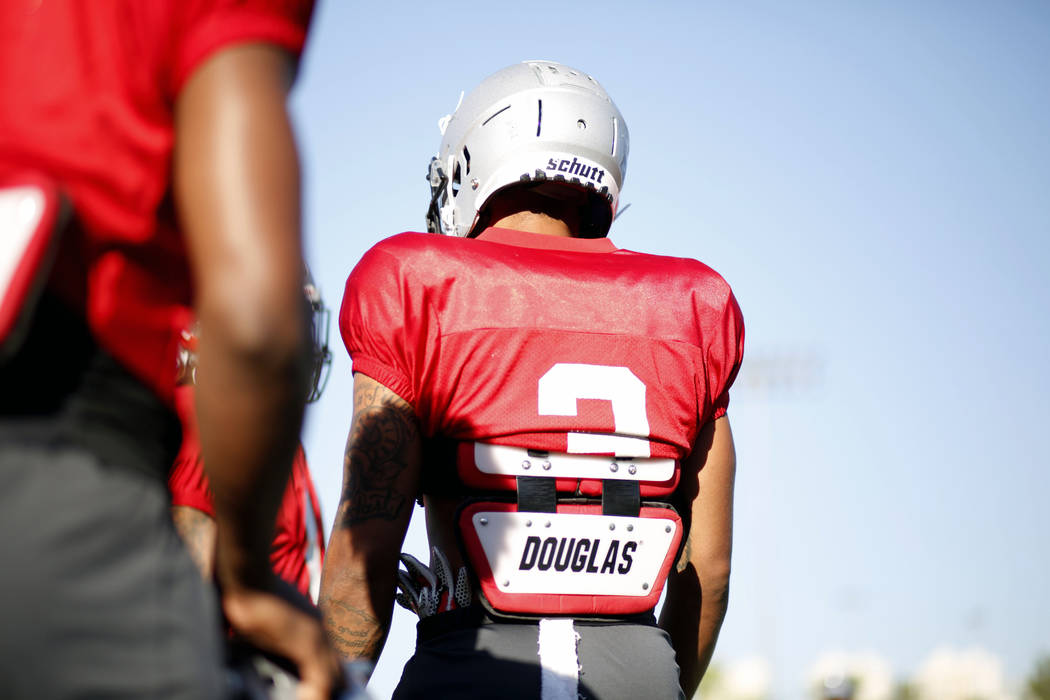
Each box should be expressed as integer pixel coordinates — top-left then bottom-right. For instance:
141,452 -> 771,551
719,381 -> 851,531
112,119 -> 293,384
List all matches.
393,609 -> 687,700
0,442 -> 225,699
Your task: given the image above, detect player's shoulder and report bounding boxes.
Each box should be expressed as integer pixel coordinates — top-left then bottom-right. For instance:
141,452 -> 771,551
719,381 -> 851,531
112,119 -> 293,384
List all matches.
616,245 -> 735,303
353,231 -> 467,277
366,231 -> 450,255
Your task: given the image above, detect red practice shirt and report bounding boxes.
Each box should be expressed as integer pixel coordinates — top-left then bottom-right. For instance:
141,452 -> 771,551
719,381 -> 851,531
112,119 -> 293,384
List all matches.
0,0 -> 313,405
340,228 -> 744,464
169,386 -> 325,599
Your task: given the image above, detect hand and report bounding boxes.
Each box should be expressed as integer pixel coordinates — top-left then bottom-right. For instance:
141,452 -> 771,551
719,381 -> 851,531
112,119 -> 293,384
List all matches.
394,546 -> 471,619
222,579 -> 346,700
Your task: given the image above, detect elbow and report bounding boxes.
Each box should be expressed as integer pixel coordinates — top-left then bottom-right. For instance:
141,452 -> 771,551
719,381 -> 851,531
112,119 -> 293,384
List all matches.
698,555 -> 732,596
196,276 -> 310,387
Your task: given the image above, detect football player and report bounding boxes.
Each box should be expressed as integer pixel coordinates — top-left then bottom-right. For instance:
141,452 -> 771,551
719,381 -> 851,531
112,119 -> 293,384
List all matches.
320,61 -> 743,699
0,2 -> 341,697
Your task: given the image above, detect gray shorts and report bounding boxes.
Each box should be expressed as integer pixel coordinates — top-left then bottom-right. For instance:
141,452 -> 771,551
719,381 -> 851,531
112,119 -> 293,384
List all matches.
393,608 -> 686,700
0,442 -> 225,699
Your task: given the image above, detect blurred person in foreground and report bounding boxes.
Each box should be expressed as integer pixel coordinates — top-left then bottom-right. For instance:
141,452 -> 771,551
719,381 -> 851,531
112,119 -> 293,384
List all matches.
170,277 -> 331,600
320,60 -> 744,698
0,1 -> 342,697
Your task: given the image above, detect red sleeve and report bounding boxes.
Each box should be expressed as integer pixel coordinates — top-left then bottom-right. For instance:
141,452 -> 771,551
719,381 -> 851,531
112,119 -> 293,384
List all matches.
168,385 -> 216,516
269,446 -> 311,596
301,456 -> 326,564
339,238 -> 438,407
168,433 -> 216,517
170,0 -> 315,96
706,288 -> 745,422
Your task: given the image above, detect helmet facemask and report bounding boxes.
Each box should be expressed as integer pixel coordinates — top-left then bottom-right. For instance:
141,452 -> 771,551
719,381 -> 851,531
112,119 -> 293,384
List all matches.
302,273 -> 332,404
177,272 -> 332,404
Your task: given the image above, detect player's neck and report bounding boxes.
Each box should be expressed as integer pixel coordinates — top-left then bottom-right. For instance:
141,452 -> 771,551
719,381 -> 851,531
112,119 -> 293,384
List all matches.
489,211 -> 575,238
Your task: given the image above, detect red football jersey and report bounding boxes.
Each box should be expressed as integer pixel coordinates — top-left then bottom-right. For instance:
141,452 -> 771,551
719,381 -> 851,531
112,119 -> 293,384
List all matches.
169,386 -> 326,599
0,0 -> 314,404
340,228 -> 744,464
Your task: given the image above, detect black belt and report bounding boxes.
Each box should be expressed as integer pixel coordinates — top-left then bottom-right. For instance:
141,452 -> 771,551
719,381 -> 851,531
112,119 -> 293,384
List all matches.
0,292 -> 180,481
414,604 -> 659,643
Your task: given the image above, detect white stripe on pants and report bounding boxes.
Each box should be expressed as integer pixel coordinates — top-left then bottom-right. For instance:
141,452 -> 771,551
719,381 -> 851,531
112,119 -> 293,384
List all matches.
538,618 -> 580,700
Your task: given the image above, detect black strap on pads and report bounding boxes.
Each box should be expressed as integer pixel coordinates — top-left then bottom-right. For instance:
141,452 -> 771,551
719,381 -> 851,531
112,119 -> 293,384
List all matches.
602,479 -> 641,517
516,476 -> 557,513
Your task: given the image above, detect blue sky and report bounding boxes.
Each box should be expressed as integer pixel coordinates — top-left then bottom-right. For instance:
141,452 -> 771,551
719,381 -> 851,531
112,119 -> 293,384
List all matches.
291,1 -> 1050,697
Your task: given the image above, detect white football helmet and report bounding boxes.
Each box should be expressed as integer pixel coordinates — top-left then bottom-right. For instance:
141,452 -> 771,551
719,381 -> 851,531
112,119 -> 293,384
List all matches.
426,60 -> 629,238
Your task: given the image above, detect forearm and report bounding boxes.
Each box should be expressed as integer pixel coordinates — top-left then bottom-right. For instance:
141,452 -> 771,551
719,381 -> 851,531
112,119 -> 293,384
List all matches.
171,505 -> 217,579
695,575 -> 730,682
319,468 -> 416,664
195,325 -> 307,587
319,534 -> 398,664
659,568 -> 730,695
662,415 -> 736,696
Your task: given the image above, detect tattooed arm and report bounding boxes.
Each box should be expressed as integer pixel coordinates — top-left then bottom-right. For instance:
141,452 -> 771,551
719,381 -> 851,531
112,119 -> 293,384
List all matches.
319,372 -> 422,667
171,505 -> 217,579
659,415 -> 736,697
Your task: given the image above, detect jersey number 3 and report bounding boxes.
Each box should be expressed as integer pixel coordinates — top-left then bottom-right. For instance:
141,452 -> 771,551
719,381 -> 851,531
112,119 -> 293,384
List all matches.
537,363 -> 651,458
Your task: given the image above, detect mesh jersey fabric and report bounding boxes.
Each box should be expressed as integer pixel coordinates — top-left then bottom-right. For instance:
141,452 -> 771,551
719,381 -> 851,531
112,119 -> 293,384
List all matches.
340,227 -> 744,462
